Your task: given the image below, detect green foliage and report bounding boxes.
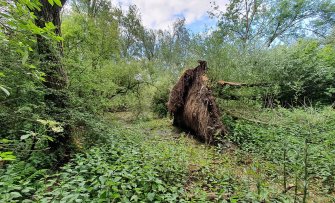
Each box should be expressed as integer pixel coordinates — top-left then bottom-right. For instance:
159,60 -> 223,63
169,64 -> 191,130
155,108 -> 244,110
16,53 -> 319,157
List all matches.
34,129 -> 186,202
0,0 -> 68,164
227,107 -> 335,197
265,40 -> 335,105
0,151 -> 16,161
207,39 -> 335,106
68,59 -> 156,114
62,7 -> 120,68
211,0 -> 335,47
0,161 -> 47,203
152,86 -> 170,118
0,122 -> 192,202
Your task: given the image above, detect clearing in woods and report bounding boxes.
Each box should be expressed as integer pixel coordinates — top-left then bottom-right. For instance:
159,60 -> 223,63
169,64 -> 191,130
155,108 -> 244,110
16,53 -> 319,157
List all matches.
94,112 -> 330,202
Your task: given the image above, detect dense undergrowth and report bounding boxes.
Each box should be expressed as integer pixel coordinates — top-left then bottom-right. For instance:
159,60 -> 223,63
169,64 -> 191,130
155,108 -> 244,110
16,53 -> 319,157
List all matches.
1,110 -> 334,202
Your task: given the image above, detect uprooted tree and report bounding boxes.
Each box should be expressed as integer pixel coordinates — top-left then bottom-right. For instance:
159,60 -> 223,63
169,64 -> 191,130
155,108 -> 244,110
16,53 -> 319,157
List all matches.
167,60 -> 226,144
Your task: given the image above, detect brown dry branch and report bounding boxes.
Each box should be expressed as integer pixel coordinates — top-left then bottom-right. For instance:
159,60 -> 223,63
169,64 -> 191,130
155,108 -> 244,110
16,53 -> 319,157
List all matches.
217,80 -> 270,88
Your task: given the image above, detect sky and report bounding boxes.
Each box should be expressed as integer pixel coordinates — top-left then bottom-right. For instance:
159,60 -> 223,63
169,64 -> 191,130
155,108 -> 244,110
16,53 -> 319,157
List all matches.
111,0 -> 228,33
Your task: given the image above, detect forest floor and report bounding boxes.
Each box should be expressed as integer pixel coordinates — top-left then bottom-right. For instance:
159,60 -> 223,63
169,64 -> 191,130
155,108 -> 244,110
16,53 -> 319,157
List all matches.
107,112 -> 331,202
13,111 -> 331,202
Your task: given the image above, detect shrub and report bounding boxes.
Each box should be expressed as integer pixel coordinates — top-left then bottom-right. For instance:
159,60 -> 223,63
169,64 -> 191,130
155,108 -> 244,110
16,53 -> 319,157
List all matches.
152,86 -> 170,118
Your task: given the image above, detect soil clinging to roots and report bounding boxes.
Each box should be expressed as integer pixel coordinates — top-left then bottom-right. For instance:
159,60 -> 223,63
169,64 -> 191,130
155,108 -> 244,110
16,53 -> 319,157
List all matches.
167,60 -> 226,144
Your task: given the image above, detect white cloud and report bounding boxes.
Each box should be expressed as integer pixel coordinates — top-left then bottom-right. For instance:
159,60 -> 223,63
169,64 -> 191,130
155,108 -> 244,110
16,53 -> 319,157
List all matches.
111,0 -> 228,30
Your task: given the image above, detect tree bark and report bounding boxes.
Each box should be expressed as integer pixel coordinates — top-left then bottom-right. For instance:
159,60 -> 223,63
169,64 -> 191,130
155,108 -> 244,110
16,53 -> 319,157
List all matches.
35,0 -> 71,163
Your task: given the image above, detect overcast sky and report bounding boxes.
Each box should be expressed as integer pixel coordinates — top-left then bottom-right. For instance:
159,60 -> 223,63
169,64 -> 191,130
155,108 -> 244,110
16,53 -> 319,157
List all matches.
111,0 -> 228,33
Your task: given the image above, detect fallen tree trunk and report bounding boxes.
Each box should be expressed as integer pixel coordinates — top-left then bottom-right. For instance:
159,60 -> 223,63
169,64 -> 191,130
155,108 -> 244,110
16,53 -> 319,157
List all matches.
167,61 -> 226,144
217,80 -> 270,87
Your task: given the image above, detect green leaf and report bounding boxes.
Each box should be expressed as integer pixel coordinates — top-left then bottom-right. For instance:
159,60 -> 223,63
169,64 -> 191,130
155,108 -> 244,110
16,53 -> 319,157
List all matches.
0,13 -> 10,18
111,193 -> 120,198
55,36 -> 64,41
0,139 -> 10,143
0,153 -> 16,160
114,177 -> 122,182
53,0 -> 62,7
47,0 -> 54,6
22,187 -> 34,193
10,192 -> 22,198
99,176 -> 106,184
37,119 -> 63,132
22,199 -> 34,203
0,86 -> 10,96
130,195 -> 138,201
42,135 -> 54,141
157,184 -> 165,192
147,193 -> 155,201
22,49 -> 29,64
45,22 -> 56,30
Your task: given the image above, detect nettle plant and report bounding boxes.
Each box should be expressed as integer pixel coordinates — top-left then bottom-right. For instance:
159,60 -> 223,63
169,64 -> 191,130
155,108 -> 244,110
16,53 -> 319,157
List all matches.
30,127 -> 188,202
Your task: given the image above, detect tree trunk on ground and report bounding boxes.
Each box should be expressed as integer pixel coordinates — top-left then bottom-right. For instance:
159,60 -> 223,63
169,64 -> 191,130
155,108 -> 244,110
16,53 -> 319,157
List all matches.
167,61 -> 226,144
35,0 -> 71,163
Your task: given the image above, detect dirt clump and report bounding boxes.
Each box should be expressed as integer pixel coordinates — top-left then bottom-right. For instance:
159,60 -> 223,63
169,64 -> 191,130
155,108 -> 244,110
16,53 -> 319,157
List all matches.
167,60 -> 226,144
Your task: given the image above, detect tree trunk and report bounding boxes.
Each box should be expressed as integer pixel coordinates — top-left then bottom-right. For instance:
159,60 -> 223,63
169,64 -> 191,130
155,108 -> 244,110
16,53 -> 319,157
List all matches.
35,0 -> 71,164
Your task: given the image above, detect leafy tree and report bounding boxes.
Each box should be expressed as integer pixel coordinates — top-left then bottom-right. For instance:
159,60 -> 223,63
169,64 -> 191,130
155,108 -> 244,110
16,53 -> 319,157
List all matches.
211,0 -> 335,47
64,0 -> 120,68
118,5 -> 159,60
139,28 -> 157,60
0,0 -> 68,161
118,5 -> 143,58
157,18 -> 191,68
31,0 -> 72,160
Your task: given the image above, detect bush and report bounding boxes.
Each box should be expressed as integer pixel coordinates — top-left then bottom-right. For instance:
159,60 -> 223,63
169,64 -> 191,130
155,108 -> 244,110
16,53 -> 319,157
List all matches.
227,107 -> 335,193
208,39 -> 335,107
152,87 -> 170,118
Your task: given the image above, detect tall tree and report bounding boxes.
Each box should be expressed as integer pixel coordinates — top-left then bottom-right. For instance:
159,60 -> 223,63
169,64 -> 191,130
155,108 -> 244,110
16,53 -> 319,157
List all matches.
139,28 -> 157,60
65,0 -> 120,68
34,0 -> 71,160
172,18 -> 190,63
157,18 -> 190,67
211,0 -> 335,47
118,5 -> 143,58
